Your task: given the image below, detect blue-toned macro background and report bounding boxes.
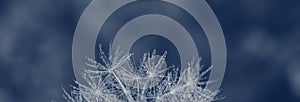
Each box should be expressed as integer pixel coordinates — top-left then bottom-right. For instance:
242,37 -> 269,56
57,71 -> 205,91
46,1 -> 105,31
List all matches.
0,0 -> 300,102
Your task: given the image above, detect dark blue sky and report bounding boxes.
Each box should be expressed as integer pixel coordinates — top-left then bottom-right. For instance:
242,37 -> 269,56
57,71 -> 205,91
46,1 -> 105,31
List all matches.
0,0 -> 299,101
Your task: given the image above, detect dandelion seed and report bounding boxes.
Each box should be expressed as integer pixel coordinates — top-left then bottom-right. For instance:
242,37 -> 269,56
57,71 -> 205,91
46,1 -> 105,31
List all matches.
64,45 -> 220,102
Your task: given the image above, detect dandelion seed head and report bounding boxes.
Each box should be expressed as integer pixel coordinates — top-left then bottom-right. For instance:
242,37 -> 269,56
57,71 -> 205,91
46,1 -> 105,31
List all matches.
64,45 -> 220,102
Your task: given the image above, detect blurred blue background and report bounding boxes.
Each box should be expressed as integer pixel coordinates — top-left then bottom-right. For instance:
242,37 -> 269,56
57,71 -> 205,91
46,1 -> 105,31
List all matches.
0,0 -> 299,101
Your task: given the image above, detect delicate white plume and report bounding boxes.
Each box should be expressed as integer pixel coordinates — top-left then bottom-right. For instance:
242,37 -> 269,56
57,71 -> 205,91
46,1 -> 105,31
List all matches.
64,45 -> 219,102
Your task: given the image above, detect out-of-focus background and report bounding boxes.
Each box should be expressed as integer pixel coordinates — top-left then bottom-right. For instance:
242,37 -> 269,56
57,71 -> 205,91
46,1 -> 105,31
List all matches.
0,0 -> 299,101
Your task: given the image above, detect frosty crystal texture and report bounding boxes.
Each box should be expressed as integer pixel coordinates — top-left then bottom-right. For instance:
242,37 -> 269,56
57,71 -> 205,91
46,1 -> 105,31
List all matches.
64,45 -> 218,102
